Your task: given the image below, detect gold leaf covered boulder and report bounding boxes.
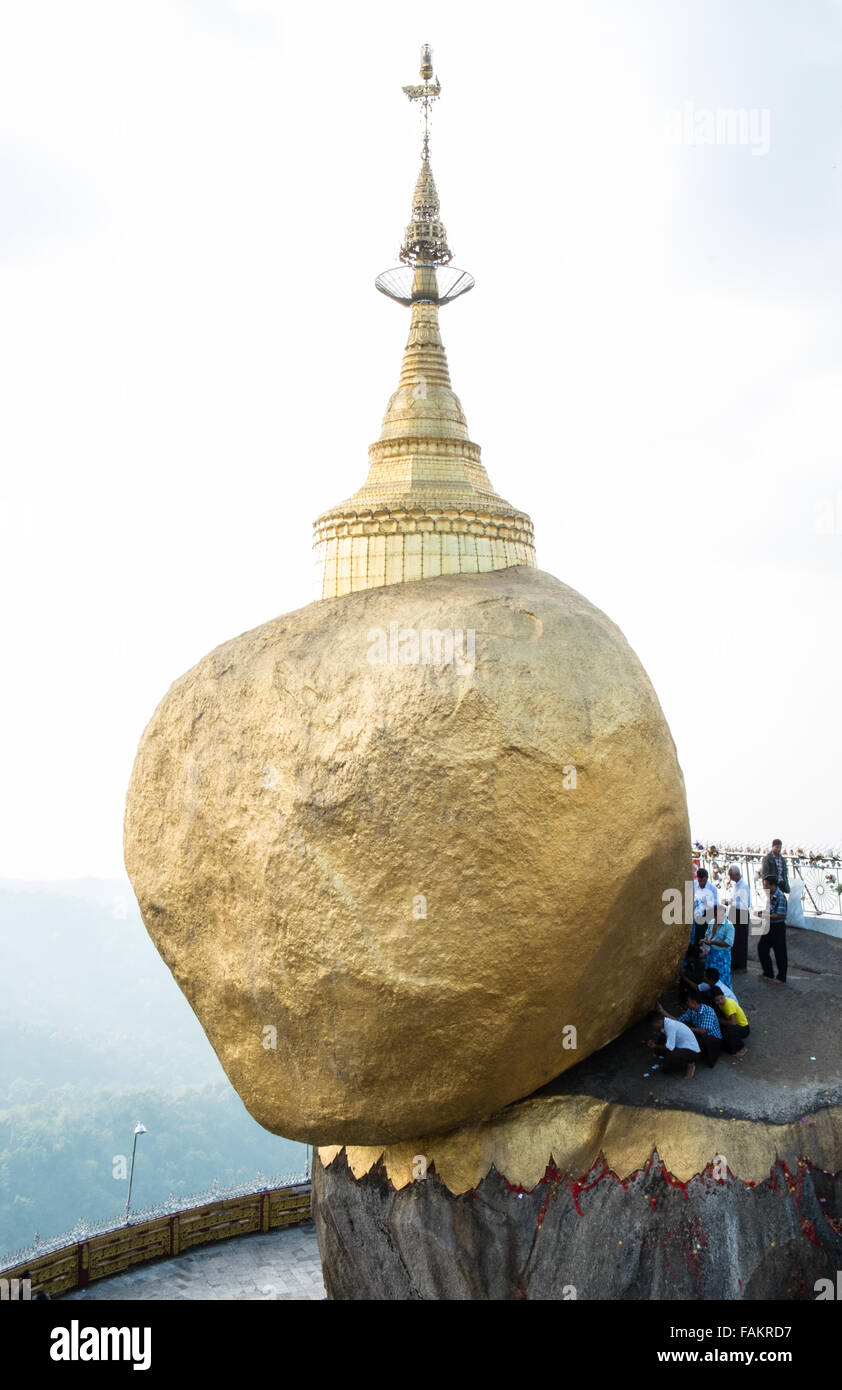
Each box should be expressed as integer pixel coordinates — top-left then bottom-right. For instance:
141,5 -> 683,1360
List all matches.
124,566 -> 689,1144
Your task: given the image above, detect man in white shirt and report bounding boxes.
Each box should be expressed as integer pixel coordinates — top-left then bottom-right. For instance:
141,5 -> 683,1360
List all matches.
697,967 -> 739,1005
681,964 -> 740,1004
726,864 -> 751,973
647,1007 -> 700,1079
693,869 -> 716,948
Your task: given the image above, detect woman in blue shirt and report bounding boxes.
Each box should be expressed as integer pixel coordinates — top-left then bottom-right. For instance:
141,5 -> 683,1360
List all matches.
702,906 -> 735,989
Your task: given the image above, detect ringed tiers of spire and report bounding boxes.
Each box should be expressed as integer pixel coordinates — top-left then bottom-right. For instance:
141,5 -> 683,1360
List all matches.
312,48 -> 535,600
400,158 -> 452,265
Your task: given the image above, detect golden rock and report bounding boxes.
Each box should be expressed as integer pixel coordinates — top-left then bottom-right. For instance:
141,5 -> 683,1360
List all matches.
124,566 -> 690,1145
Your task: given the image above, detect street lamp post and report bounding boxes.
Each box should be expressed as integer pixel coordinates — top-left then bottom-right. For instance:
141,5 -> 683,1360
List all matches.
125,1122 -> 147,1223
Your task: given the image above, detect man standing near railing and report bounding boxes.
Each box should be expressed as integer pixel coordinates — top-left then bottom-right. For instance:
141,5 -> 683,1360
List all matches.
693,868 -> 716,948
726,863 -> 751,973
761,839 -> 790,893
758,874 -> 789,984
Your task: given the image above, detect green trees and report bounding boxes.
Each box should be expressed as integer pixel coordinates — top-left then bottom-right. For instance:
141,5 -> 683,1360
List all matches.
0,886 -> 305,1257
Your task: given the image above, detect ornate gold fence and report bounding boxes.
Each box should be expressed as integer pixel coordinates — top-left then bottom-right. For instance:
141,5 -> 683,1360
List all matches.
0,1182 -> 312,1298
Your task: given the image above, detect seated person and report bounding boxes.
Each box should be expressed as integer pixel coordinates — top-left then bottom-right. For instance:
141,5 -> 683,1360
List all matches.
696,965 -> 739,1005
678,944 -> 703,1004
665,991 -> 722,1068
711,987 -> 750,1057
646,1006 -> 700,1079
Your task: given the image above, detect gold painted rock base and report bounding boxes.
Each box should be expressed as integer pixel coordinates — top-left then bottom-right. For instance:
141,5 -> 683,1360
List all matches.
319,1091 -> 842,1193
315,1093 -> 842,1300
125,566 -> 689,1145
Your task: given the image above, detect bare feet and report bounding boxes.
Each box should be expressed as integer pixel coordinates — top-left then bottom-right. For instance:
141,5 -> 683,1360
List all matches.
758,974 -> 774,982
684,1063 -> 696,1079
735,1047 -> 747,1058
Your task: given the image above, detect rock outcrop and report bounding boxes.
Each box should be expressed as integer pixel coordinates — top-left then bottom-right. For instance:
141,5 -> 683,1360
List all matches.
314,1145 -> 842,1300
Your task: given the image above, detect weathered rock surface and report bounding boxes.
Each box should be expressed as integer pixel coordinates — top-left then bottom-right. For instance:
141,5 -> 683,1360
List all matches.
314,1147 -> 842,1300
125,566 -> 689,1144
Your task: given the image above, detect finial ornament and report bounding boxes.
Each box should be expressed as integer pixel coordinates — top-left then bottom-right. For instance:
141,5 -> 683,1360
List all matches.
402,44 -> 441,162
377,44 -> 473,305
312,47 -> 536,599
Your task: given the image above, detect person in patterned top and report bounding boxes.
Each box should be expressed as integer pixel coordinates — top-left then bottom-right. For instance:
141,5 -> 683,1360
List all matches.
701,904 -> 735,989
675,991 -> 722,1068
761,839 -> 790,893
758,874 -> 788,983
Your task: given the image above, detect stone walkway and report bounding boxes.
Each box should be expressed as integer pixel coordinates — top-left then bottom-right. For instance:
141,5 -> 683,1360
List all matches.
61,1220 -> 324,1300
536,923 -> 842,1123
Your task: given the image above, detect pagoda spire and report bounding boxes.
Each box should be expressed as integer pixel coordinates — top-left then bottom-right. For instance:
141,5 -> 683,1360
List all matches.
312,47 -> 535,600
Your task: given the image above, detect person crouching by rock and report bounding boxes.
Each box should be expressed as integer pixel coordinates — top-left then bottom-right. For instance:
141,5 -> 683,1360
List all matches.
712,987 -> 750,1057
697,965 -> 740,1005
678,948 -> 703,1004
660,991 -> 722,1068
646,1006 -> 699,1079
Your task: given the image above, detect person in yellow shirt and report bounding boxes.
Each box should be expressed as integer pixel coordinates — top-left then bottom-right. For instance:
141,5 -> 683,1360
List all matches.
711,987 -> 749,1057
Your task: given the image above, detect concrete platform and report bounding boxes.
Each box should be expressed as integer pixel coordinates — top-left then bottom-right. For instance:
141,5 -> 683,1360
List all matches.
60,1220 -> 324,1301
535,924 -> 842,1125
802,910 -> 842,941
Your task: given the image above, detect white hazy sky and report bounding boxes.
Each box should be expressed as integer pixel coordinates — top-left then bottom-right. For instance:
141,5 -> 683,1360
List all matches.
1,0 -> 840,879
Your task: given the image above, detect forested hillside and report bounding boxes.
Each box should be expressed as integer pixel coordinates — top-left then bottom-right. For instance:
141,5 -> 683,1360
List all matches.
0,883 -> 306,1257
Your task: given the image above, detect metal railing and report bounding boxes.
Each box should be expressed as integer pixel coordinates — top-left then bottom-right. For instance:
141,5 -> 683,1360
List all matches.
0,1174 -> 314,1297
692,844 -> 842,918
0,1167 -> 310,1274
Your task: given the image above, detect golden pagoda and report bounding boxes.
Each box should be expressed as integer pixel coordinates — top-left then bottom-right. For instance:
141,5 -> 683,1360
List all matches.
125,45 -> 692,1156
313,45 -> 536,599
